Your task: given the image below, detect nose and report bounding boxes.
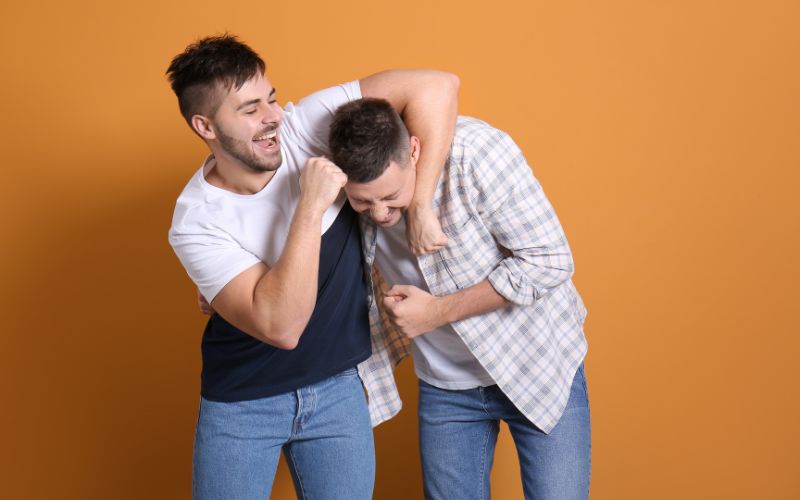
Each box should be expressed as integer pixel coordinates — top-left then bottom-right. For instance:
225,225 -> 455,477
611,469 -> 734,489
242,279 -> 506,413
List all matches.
369,205 -> 389,221
262,103 -> 283,124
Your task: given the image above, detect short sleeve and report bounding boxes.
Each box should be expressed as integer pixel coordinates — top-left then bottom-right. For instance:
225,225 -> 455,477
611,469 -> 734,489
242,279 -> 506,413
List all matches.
168,225 -> 261,303
282,80 -> 362,158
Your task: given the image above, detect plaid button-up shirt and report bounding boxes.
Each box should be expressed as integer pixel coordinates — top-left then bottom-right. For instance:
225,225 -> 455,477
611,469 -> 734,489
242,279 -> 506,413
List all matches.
356,116 -> 588,434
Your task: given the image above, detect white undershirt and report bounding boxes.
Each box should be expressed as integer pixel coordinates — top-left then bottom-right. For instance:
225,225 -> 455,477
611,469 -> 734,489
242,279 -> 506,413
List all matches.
375,218 -> 495,390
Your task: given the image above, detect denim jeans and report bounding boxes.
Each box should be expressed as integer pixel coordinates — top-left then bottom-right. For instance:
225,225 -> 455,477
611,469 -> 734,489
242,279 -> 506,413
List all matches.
192,368 -> 375,500
418,364 -> 591,500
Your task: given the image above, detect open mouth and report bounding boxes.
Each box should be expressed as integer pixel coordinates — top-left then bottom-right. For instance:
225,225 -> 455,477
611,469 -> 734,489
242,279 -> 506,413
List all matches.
378,209 -> 397,225
253,129 -> 278,149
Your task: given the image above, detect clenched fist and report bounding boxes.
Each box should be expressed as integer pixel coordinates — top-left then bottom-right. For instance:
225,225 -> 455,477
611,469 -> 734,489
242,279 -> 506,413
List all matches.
382,284 -> 448,338
406,202 -> 448,255
299,157 -> 348,213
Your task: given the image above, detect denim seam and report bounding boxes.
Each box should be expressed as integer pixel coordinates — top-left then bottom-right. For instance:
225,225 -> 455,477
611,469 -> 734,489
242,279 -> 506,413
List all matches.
293,390 -> 303,436
479,423 -> 492,500
286,447 -> 308,500
310,387 -> 318,423
479,387 -> 492,418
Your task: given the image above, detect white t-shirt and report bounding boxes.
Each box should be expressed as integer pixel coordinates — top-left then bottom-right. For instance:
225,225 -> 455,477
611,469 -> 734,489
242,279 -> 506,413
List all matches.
169,81 -> 361,303
375,218 -> 495,390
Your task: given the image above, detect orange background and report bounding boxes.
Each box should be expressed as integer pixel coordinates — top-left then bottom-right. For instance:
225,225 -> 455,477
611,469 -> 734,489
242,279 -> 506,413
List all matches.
2,0 -> 799,498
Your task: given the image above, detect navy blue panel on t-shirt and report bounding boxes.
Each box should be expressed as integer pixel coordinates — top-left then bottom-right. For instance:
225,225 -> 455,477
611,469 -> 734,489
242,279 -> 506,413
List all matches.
199,201 -> 371,402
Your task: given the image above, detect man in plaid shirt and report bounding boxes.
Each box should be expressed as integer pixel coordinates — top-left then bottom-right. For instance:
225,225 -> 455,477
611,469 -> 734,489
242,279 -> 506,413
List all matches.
330,98 -> 591,499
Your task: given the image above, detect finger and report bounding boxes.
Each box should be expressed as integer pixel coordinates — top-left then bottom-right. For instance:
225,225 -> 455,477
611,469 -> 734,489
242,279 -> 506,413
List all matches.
386,285 -> 411,297
433,234 -> 449,246
388,284 -> 417,297
382,296 -> 400,314
420,244 -> 445,254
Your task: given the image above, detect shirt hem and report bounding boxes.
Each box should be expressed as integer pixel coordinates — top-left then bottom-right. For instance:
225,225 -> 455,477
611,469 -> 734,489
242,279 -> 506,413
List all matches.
200,347 -> 372,403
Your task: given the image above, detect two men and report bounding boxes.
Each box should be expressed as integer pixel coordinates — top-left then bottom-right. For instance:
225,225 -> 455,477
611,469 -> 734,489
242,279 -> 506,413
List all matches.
166,35 -> 458,498
329,98 -> 591,499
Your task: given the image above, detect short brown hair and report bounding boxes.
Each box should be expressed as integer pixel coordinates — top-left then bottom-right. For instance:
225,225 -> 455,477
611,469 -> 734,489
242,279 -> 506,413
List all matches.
329,98 -> 410,183
166,34 -> 266,125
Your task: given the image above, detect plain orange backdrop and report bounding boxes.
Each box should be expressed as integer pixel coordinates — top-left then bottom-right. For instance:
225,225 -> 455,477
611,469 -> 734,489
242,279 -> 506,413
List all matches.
2,0 -> 798,498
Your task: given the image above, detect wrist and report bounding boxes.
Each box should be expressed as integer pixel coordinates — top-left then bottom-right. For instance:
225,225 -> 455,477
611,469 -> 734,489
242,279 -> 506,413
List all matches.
408,199 -> 432,216
436,294 -> 458,325
296,198 -> 325,223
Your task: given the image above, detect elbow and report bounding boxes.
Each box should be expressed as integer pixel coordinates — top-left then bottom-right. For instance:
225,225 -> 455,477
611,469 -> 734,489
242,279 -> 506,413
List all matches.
271,334 -> 301,351
446,71 -> 460,94
253,320 -> 305,350
436,70 -> 460,98
419,70 -> 459,99
257,329 -> 302,350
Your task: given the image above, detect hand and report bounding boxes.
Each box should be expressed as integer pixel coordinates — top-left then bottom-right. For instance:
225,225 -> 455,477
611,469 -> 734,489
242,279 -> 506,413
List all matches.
405,202 -> 448,255
299,157 -> 348,213
197,289 -> 215,316
382,285 -> 448,338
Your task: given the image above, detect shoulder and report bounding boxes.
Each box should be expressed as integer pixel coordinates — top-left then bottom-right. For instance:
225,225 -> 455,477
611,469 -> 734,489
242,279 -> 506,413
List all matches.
281,80 -> 363,154
452,116 -> 512,149
170,167 -> 207,226
283,81 -> 362,128
450,117 -> 520,168
169,167 -> 233,243
449,116 -> 523,175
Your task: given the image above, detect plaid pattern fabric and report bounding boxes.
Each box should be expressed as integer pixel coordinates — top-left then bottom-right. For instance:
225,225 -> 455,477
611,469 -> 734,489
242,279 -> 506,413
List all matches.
356,116 -> 588,433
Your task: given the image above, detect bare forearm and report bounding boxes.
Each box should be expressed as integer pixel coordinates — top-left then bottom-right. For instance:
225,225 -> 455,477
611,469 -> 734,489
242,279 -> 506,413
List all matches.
438,280 -> 510,325
383,280 -> 510,338
401,72 -> 459,207
251,200 -> 323,346
246,158 -> 347,348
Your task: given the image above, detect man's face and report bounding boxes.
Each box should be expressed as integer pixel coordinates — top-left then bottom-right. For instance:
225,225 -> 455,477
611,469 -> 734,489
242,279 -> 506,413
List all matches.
345,161 -> 416,227
210,73 -> 283,172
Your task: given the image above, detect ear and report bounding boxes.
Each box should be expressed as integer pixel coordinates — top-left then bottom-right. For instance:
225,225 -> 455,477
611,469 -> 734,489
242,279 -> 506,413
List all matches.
408,136 -> 421,169
191,114 -> 216,141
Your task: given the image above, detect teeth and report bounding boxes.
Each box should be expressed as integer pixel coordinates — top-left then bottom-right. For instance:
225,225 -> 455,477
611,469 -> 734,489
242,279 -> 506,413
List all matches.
254,130 -> 277,141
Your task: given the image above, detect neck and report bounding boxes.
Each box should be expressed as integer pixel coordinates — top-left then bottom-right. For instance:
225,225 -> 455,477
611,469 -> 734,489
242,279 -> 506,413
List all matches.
205,151 -> 275,195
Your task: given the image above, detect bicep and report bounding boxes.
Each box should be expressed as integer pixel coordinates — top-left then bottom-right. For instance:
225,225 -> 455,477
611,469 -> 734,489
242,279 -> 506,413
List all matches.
209,262 -> 270,336
359,70 -> 408,111
360,69 -> 459,113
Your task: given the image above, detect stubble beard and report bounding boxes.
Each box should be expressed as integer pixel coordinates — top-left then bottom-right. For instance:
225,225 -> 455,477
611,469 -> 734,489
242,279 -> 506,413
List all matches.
216,124 -> 282,173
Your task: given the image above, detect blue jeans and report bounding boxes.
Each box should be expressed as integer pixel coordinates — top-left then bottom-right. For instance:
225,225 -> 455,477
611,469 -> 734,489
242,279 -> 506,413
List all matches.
192,368 -> 375,500
418,365 -> 591,500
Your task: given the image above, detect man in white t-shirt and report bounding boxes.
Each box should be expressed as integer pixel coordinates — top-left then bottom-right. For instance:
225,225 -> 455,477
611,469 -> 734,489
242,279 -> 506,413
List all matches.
165,35 -> 458,499
329,98 -> 590,499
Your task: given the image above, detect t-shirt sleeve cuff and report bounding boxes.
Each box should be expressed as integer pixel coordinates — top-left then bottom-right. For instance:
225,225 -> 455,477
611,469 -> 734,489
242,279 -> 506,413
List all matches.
197,256 -> 261,304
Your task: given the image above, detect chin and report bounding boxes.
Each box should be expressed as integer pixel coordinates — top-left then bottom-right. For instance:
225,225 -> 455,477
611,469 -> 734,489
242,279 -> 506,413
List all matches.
250,155 -> 283,173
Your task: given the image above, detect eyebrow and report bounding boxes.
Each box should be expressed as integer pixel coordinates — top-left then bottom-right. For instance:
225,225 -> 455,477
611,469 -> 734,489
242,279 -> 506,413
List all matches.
236,88 -> 277,111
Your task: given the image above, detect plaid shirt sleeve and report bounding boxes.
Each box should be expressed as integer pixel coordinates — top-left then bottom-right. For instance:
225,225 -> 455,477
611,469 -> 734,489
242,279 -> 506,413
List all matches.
463,128 -> 575,305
